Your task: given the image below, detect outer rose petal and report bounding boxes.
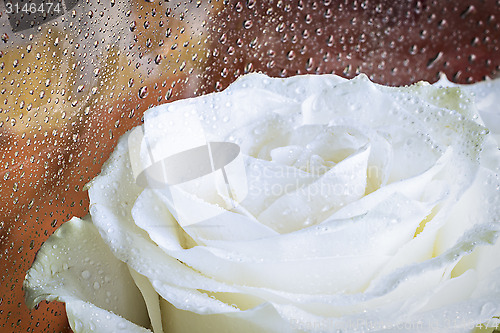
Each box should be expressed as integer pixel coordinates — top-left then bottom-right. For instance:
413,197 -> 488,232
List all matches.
24,217 -> 151,332
160,299 -> 298,333
434,76 -> 500,147
88,134 -> 244,314
65,300 -> 151,333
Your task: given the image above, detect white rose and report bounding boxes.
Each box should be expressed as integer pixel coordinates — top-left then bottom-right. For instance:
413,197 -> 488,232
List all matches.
25,74 -> 500,333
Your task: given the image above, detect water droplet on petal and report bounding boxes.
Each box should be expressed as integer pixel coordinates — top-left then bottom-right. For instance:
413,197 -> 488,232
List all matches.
81,270 -> 91,279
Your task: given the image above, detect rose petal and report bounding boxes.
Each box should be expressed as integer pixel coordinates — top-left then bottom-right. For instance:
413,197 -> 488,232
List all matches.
249,224 -> 500,331
133,188 -> 277,245
330,147 -> 453,221
434,75 -> 500,147
24,217 -> 151,331
203,192 -> 435,261
285,125 -> 369,165
160,298 -> 297,333
143,84 -> 299,148
240,156 -> 318,217
65,299 -> 152,333
156,193 -> 433,296
89,136 -> 247,315
436,166 -> 500,257
257,145 -> 370,233
128,268 -> 164,333
133,189 -> 390,294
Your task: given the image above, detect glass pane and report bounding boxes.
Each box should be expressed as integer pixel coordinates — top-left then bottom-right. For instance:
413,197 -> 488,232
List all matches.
1,1 -> 499,332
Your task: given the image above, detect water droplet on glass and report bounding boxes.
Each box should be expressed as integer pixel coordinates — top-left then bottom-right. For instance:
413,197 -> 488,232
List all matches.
138,86 -> 148,99
219,33 -> 227,44
243,20 -> 253,29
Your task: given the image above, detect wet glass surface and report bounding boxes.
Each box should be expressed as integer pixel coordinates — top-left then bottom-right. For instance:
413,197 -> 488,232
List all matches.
0,1 -> 499,331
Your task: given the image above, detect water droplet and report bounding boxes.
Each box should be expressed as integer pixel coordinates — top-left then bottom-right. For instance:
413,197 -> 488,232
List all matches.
243,20 -> 253,29
73,320 -> 83,331
165,88 -> 172,100
81,270 -> 91,279
304,13 -> 312,24
480,302 -> 497,318
244,62 -> 254,73
306,57 -> 314,71
130,21 -> 136,32
138,86 -> 148,99
219,33 -> 227,44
